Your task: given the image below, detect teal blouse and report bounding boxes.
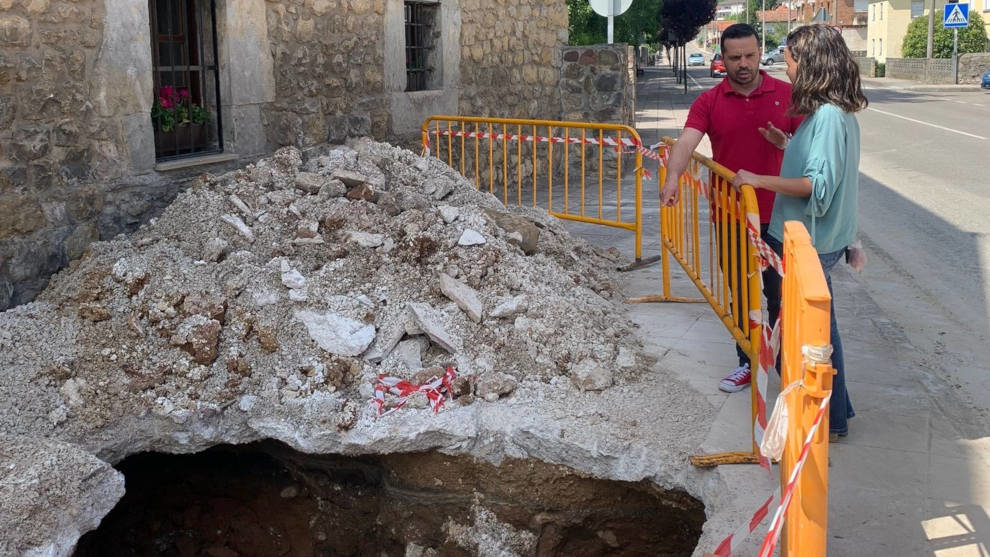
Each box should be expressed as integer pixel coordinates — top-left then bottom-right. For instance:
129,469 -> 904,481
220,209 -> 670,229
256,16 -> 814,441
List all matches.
768,103 -> 860,254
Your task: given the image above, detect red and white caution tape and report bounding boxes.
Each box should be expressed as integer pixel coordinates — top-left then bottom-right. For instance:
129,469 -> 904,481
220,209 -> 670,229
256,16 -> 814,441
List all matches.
710,388 -> 831,556
711,491 -> 778,556
422,128 -> 643,150
757,391 -> 832,557
372,366 -> 457,417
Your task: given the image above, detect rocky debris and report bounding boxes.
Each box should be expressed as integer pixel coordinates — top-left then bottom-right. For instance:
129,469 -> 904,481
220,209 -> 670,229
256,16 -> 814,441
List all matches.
407,303 -> 460,354
457,229 -> 486,246
570,358 -> 613,391
0,436 -> 125,557
439,273 -> 483,323
490,295 -> 528,319
483,208 -> 541,255
476,372 -> 518,402
0,138 -> 664,552
294,310 -> 376,357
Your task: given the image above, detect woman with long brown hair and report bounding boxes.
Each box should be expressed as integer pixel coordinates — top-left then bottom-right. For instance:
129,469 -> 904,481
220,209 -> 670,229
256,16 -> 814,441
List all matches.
733,24 -> 868,440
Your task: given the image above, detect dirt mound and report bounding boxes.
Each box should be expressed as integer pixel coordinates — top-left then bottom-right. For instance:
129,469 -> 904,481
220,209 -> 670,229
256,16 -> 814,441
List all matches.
1,138 -> 644,444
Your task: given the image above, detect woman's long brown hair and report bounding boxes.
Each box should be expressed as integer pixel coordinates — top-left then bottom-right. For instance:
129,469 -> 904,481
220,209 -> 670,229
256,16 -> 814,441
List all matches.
786,24 -> 869,115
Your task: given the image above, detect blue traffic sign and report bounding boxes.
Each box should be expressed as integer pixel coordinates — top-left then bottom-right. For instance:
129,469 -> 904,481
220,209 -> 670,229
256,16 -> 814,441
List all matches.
943,3 -> 969,28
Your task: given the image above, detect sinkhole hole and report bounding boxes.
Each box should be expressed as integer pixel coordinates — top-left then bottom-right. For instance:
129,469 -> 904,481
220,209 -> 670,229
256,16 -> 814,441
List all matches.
74,441 -> 705,556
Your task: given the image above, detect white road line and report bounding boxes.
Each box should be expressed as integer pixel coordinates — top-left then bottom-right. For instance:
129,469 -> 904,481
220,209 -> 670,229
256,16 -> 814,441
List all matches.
689,74 -> 706,90
866,107 -> 988,140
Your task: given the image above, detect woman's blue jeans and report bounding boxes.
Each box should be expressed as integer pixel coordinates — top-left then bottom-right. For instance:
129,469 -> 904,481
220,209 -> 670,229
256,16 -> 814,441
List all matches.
767,236 -> 854,435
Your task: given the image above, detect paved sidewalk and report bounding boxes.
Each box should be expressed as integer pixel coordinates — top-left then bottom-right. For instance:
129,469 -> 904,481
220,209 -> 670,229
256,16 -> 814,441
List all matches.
564,67 -> 990,556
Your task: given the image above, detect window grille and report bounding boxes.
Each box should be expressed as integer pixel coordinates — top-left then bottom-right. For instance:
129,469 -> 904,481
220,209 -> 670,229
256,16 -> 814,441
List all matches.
404,1 -> 438,92
910,0 -> 923,17
149,0 -> 223,161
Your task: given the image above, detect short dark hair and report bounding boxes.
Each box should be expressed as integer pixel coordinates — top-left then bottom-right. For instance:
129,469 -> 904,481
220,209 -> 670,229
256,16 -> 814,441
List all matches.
720,23 -> 759,53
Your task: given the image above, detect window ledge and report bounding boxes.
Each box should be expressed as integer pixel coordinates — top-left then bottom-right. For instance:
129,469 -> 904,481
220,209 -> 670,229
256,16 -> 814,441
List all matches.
155,152 -> 239,172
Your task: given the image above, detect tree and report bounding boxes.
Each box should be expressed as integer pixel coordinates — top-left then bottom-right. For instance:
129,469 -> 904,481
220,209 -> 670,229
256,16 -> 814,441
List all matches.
902,9 -> 988,58
661,0 -> 717,44
567,0 -> 664,46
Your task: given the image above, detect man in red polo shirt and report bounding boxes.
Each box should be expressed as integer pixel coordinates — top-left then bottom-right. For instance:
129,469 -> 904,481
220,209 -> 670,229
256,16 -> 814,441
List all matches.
660,23 -> 802,393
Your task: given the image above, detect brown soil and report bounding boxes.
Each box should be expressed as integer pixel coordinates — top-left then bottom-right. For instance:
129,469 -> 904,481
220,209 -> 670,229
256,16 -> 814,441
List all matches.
74,442 -> 704,556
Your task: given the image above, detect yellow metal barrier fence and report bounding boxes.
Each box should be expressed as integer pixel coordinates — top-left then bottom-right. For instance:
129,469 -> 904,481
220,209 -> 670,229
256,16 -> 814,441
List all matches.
629,137 -> 764,465
778,221 -> 834,557
421,116 -> 645,260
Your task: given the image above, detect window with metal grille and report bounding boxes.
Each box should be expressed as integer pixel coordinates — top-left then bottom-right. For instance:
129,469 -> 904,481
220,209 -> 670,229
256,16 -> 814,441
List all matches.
149,0 -> 223,161
404,1 -> 439,92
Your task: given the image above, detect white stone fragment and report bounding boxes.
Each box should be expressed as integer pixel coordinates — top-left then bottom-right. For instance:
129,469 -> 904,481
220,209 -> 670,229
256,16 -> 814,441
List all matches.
616,347 -> 637,370
294,310 -> 377,357
229,194 -> 253,220
407,303 -> 460,354
490,295 -> 528,319
395,338 -> 429,371
203,237 -> 228,262
571,358 -> 613,391
59,378 -> 86,408
438,273 -> 483,323
252,289 -> 280,306
439,205 -> 460,224
289,288 -> 308,302
347,231 -> 385,248
239,395 -> 258,412
458,229 -> 486,246
280,261 -> 307,290
363,321 -> 405,363
220,214 -> 255,243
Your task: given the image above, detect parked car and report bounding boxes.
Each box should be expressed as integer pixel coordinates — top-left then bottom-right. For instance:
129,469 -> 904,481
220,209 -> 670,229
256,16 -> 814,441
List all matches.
688,52 -> 706,66
710,53 -> 725,77
761,46 -> 786,65
982,68 -> 990,89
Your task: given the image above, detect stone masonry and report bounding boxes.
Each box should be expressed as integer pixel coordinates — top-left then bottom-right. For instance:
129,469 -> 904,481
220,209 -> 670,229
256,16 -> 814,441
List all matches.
558,45 -> 636,126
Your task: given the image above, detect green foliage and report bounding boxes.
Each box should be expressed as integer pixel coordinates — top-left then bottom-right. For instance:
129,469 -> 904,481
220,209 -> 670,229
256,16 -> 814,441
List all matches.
567,0 -> 664,45
151,85 -> 210,132
876,62 -> 885,77
902,9 -> 988,58
661,0 -> 717,45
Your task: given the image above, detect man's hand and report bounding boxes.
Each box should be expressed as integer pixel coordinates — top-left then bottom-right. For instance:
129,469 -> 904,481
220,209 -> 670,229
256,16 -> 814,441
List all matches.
660,181 -> 680,207
758,121 -> 789,150
731,169 -> 762,190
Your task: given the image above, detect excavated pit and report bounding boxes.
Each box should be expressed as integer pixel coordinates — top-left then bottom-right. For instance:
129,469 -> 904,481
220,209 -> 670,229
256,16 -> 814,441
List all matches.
73,441 -> 705,556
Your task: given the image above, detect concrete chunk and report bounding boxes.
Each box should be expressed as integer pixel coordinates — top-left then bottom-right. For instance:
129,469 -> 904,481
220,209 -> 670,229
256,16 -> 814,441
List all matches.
458,229 -> 486,246
439,273 -> 483,323
407,302 -> 460,354
294,310 -> 376,357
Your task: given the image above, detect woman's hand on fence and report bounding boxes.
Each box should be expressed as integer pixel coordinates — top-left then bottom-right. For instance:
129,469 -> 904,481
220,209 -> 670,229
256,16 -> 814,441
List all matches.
661,181 -> 681,207
732,169 -> 762,190
758,121 -> 789,150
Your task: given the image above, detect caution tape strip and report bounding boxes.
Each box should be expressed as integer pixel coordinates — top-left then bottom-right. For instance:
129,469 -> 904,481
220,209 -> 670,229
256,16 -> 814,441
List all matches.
712,390 -> 831,556
372,366 -> 457,416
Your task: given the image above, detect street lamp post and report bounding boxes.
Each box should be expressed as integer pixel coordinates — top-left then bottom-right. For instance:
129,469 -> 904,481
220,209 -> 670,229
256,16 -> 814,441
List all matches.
761,0 -> 766,52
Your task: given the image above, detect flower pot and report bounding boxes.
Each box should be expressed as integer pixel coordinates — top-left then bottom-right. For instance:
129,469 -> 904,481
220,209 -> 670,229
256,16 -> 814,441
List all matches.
154,124 -> 207,158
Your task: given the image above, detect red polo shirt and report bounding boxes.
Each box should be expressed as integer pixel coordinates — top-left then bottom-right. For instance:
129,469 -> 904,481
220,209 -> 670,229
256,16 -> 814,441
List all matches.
684,71 -> 803,223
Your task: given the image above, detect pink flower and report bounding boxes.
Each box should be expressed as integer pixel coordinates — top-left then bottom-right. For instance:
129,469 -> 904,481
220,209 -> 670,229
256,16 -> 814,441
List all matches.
160,85 -> 175,100
179,88 -> 190,99
159,96 -> 173,109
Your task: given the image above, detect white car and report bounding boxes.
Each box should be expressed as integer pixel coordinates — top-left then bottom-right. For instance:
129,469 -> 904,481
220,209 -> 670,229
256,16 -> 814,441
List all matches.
688,52 -> 706,66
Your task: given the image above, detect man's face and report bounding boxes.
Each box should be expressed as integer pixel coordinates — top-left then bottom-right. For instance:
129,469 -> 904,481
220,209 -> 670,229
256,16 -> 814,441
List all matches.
722,36 -> 761,88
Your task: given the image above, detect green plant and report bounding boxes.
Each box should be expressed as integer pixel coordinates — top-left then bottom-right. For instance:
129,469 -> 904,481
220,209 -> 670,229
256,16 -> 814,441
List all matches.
151,86 -> 209,132
876,62 -> 886,77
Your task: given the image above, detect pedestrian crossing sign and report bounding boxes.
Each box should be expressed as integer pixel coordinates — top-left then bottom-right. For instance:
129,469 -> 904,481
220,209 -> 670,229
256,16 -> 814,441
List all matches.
943,3 -> 969,28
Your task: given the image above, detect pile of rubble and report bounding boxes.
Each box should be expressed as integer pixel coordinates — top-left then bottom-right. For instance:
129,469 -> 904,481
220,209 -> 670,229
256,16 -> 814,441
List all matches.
0,138 -> 646,450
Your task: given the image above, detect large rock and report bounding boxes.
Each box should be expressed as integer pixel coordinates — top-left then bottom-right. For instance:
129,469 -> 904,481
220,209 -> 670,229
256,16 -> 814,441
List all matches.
483,209 -> 540,255
438,273 -> 483,323
0,436 -> 125,556
407,303 -> 460,354
294,310 -> 376,357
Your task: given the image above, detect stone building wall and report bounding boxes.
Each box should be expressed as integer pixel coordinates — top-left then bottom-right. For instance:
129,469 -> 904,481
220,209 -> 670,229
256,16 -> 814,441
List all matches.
0,1 -> 115,308
558,44 -> 636,126
263,0 -> 389,147
457,0 -> 568,120
958,53 -> 990,84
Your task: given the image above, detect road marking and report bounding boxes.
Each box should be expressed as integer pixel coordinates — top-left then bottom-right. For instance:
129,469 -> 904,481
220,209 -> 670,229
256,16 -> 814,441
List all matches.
689,74 -> 705,90
866,107 -> 988,140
